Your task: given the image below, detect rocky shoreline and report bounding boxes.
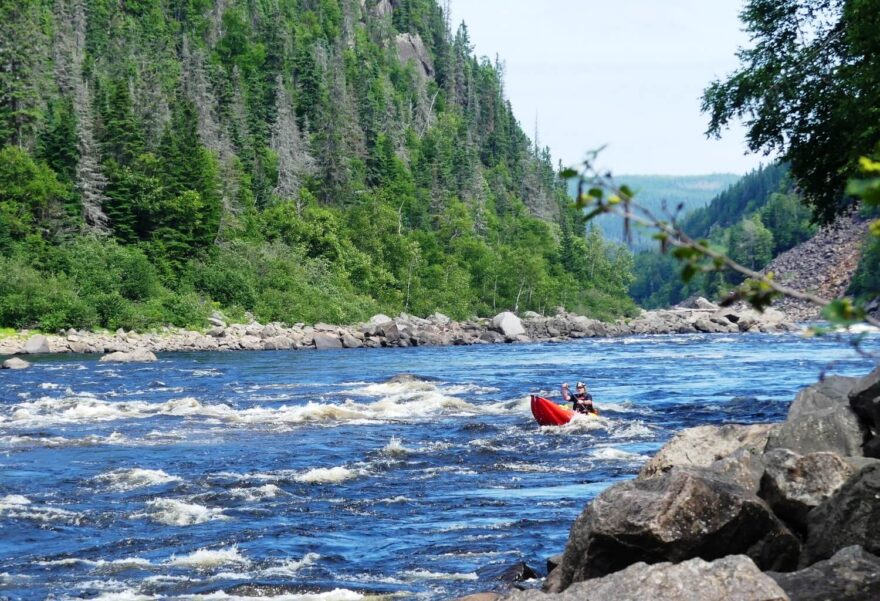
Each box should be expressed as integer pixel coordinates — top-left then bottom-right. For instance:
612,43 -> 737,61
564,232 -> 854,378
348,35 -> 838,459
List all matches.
0,298 -> 795,364
454,365 -> 880,601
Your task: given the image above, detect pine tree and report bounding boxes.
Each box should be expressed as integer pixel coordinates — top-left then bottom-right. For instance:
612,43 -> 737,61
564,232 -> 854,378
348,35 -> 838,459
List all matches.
271,75 -> 314,212
0,0 -> 45,148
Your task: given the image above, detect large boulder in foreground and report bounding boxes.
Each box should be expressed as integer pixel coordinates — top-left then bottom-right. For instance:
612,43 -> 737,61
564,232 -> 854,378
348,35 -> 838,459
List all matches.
768,545 -> 880,601
312,333 -> 343,350
546,468 -> 800,591
759,449 -> 854,533
508,555 -> 788,601
849,366 -> 880,458
640,424 -> 773,478
491,312 -> 525,339
803,463 -> 880,565
99,349 -> 157,363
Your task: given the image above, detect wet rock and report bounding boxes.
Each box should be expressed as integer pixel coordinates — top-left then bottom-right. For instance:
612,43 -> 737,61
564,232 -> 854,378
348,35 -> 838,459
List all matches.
476,561 -> 539,586
803,464 -> 880,565
99,349 -> 158,363
640,424 -> 774,478
2,357 -> 31,369
23,335 -> 49,354
759,449 -> 854,533
491,312 -> 525,339
849,367 -> 880,454
547,468 -> 800,591
768,545 -> 880,601
511,555 -> 789,601
313,333 -> 343,350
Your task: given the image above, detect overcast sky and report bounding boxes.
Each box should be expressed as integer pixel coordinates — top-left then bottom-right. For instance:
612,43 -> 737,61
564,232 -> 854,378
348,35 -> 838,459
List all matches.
449,1 -> 769,176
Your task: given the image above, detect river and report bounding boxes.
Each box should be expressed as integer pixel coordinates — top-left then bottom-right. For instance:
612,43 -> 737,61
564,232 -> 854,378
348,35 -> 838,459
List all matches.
1,330 -> 878,600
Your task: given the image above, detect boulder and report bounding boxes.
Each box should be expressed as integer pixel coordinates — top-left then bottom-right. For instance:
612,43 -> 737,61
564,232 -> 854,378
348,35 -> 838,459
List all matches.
377,321 -> 400,344
479,331 -> 505,344
491,312 -> 525,339
707,447 -> 767,494
208,311 -> 226,327
429,312 -> 451,326
849,366 -> 880,430
262,336 -> 294,350
547,468 -> 800,591
2,357 -> 31,370
788,376 -> 858,419
476,561 -> 539,587
313,333 -> 343,350
803,464 -> 880,565
510,555 -> 789,601
99,349 -> 158,363
368,313 -> 393,326
640,424 -> 774,478
341,333 -> 363,349
23,335 -> 49,354
694,297 -> 720,310
759,449 -> 855,533
238,335 -> 264,350
768,545 -> 880,601
766,407 -> 867,457
206,326 -> 226,338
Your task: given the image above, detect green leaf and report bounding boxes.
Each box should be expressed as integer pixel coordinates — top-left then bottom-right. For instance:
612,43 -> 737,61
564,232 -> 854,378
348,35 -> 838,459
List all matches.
559,168 -> 579,179
681,263 -> 698,283
587,187 -> 604,199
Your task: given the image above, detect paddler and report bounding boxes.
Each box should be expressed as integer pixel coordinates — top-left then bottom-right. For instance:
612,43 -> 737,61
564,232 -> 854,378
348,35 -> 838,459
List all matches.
561,381 -> 598,415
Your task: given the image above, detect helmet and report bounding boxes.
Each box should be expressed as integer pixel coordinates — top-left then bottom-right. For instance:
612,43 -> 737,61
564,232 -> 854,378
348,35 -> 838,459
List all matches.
576,381 -> 586,389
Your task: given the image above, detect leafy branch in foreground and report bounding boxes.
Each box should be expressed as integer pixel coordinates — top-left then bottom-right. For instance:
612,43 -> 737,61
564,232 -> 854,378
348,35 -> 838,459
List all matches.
561,152 -> 880,330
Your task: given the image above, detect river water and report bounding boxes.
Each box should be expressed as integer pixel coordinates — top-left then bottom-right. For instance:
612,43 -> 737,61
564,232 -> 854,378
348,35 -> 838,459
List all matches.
1,331 -> 878,600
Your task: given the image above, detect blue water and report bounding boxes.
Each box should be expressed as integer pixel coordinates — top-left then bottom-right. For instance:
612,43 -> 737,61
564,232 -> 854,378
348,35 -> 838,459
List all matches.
1,331 -> 878,600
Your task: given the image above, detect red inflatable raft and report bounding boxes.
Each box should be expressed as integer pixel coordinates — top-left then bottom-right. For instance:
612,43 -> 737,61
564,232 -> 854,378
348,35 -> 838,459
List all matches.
530,394 -> 574,426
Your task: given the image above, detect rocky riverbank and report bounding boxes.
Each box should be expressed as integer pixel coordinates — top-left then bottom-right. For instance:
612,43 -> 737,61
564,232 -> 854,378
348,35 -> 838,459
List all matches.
454,365 -> 880,601
0,299 -> 795,362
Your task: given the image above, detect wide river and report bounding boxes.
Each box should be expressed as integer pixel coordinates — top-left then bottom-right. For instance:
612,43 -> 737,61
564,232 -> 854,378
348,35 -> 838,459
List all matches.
1,330 -> 878,600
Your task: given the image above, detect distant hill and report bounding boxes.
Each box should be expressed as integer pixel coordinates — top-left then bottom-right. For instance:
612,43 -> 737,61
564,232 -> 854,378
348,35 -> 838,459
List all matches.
570,174 -> 742,247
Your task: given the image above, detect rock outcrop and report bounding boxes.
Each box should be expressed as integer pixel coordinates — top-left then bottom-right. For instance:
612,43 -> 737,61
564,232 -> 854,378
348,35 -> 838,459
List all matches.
849,366 -> 880,458
768,546 -> 880,601
99,349 -> 158,363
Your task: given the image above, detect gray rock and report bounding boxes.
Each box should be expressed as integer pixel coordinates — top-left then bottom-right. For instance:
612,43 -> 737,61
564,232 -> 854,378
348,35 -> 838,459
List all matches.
23,335 -> 49,354
99,349 -> 158,363
313,333 -> 343,350
368,313 -> 393,326
491,311 -> 525,339
208,311 -> 226,327
206,326 -> 226,338
768,545 -> 880,601
640,424 -> 774,478
759,449 -> 855,533
429,312 -> 451,326
694,297 -> 720,310
238,335 -> 264,350
547,468 -> 800,591
849,366 -> 880,430
262,336 -> 294,350
450,595 -> 502,601
479,331 -> 505,344
341,333 -> 363,349
708,447 -> 767,494
509,555 -> 789,601
395,32 -> 434,78
377,321 -> 400,344
788,376 -> 858,419
2,357 -> 31,369
766,405 -> 868,457
803,464 -> 880,565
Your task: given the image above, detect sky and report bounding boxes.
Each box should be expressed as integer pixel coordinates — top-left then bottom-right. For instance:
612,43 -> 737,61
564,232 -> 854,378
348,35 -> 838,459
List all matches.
449,1 -> 770,176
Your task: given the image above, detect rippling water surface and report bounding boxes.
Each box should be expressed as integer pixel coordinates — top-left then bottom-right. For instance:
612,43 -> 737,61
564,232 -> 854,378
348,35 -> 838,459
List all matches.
1,331 -> 878,600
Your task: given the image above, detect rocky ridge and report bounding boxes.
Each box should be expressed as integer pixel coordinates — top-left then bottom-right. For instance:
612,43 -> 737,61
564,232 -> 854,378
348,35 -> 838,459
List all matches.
0,299 -> 794,360
454,365 -> 880,601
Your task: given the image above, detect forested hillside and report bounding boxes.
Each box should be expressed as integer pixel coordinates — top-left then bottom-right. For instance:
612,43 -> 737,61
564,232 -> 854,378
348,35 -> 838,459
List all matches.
630,163 -> 816,308
0,0 -> 636,332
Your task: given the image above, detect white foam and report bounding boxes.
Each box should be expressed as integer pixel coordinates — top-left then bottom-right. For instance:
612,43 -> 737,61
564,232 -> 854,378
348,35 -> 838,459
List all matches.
294,467 -> 359,484
96,468 -> 182,491
375,496 -> 412,504
259,553 -> 320,577
39,557 -> 153,571
183,589 -> 363,601
168,546 -> 250,569
137,499 -> 226,526
228,484 -> 282,501
591,447 -> 649,461
0,494 -> 80,523
402,569 -> 478,581
382,437 -> 410,455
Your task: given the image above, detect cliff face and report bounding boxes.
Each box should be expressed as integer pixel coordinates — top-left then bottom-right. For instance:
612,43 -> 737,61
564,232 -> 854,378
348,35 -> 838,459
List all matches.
760,213 -> 870,321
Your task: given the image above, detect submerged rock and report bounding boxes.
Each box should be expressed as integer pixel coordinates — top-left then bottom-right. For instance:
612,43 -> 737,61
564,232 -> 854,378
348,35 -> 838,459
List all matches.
547,468 -> 800,591
511,555 -> 789,601
768,545 -> 880,601
99,349 -> 158,363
